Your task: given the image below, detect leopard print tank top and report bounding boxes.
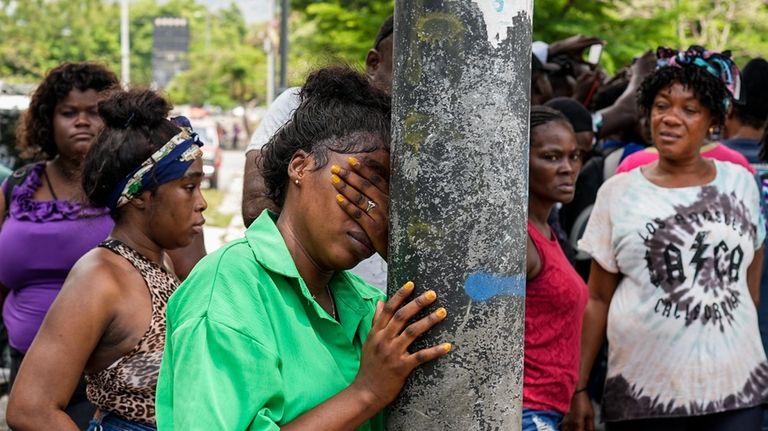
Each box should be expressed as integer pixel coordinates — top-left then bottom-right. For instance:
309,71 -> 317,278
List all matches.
86,239 -> 179,425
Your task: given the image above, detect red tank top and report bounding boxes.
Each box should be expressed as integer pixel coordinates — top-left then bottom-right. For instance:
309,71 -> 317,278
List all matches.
524,220 -> 588,414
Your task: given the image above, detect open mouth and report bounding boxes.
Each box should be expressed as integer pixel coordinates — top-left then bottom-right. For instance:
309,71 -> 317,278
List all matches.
658,131 -> 681,142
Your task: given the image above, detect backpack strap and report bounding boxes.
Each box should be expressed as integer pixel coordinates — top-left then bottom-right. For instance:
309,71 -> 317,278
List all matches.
3,163 -> 37,218
602,147 -> 624,181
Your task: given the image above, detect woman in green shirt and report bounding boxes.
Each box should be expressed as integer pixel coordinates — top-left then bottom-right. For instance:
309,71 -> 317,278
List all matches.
156,67 -> 451,430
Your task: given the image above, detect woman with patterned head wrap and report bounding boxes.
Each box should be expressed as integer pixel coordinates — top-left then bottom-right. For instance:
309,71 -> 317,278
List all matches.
565,46 -> 767,431
6,89 -> 207,431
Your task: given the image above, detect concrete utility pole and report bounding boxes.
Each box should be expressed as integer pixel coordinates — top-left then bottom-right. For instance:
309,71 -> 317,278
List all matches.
279,0 -> 289,91
120,0 -> 130,85
264,0 -> 277,104
387,1 -> 533,429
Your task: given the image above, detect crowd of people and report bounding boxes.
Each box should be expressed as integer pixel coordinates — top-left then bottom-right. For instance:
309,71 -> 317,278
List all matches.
0,12 -> 767,431
523,35 -> 768,431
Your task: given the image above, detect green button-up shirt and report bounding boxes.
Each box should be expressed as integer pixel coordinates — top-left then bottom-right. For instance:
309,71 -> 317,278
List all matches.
156,212 -> 386,430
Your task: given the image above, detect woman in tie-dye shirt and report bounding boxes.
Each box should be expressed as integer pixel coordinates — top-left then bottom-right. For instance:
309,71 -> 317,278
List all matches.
565,46 -> 767,431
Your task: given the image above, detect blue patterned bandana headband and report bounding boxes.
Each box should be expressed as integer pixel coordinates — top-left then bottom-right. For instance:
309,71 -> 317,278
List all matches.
656,45 -> 742,108
107,116 -> 203,211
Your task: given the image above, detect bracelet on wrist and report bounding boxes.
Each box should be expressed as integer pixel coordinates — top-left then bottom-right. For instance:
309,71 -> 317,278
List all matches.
574,387 -> 588,394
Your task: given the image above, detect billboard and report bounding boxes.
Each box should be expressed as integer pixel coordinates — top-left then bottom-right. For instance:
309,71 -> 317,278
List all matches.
151,17 -> 189,89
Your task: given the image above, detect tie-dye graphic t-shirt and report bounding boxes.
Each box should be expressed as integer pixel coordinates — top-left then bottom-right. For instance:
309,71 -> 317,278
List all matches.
579,160 -> 768,422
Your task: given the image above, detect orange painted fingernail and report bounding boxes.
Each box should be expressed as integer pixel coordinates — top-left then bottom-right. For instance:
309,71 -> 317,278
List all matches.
442,343 -> 452,353
347,156 -> 359,167
436,307 -> 447,319
336,194 -> 344,203
403,281 -> 415,290
331,174 -> 341,184
425,290 -> 437,301
331,165 -> 341,175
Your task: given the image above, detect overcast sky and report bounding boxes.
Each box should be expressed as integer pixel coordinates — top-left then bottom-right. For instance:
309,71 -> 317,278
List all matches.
201,0 -> 272,23
154,0 -> 272,24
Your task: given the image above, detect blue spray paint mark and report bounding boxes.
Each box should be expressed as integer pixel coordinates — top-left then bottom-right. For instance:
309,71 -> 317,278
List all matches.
494,0 -> 504,12
464,272 -> 525,301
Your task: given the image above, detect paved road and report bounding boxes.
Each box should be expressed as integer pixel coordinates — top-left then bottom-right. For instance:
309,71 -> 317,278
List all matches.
203,149 -> 247,252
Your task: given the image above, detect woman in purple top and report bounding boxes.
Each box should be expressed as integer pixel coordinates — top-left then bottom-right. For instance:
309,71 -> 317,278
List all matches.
0,62 -> 119,429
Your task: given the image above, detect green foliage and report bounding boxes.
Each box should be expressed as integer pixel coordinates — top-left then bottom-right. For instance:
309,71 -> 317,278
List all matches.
0,0 -> 121,80
3,0 -> 768,108
0,0 -> 266,108
533,0 -> 768,73
164,3 -> 268,109
287,0 -> 393,86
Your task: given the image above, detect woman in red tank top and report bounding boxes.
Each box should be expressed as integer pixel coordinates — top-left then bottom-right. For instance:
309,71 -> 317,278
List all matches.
524,106 -> 589,431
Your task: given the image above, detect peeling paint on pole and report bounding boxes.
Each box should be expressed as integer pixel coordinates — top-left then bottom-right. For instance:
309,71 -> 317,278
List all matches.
387,0 -> 532,429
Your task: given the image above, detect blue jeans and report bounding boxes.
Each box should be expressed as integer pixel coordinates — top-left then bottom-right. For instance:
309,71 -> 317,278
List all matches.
87,412 -> 156,431
523,408 -> 563,431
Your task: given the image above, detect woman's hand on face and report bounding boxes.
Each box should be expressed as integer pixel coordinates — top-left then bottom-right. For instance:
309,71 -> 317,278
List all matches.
562,392 -> 595,431
352,281 -> 451,410
331,156 -> 390,260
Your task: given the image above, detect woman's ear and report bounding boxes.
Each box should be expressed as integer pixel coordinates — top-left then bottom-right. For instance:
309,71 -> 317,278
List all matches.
288,150 -> 313,184
128,190 -> 152,210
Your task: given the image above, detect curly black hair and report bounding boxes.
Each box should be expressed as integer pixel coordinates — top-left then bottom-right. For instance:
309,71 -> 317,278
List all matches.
82,88 -> 180,219
16,62 -> 119,160
637,65 -> 729,127
262,66 -> 391,207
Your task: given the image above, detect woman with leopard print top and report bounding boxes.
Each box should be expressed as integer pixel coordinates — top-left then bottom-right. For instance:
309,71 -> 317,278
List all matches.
6,89 -> 207,431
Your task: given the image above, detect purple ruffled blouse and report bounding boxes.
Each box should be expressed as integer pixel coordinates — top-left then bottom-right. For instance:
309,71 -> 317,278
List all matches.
0,162 -> 113,353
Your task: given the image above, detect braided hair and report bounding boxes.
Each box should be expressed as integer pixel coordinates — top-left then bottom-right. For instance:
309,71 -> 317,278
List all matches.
530,105 -> 573,145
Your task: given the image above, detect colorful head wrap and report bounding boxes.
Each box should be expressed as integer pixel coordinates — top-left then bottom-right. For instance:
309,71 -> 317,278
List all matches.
656,45 -> 742,105
106,116 -> 203,211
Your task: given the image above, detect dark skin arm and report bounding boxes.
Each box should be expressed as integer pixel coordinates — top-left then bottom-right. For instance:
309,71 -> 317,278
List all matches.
6,256 -> 124,430
597,50 -> 656,139
562,260 -> 620,431
526,235 -> 542,280
242,149 -> 280,227
547,35 -> 603,61
282,283 -> 451,430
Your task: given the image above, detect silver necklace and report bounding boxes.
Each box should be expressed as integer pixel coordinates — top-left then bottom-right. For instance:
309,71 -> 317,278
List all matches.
312,285 -> 337,320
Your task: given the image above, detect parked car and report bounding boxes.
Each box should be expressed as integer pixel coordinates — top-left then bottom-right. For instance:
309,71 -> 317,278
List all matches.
191,119 -> 222,189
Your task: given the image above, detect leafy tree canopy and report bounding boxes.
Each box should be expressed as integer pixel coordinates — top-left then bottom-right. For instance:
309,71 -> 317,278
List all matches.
1,0 -> 768,108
